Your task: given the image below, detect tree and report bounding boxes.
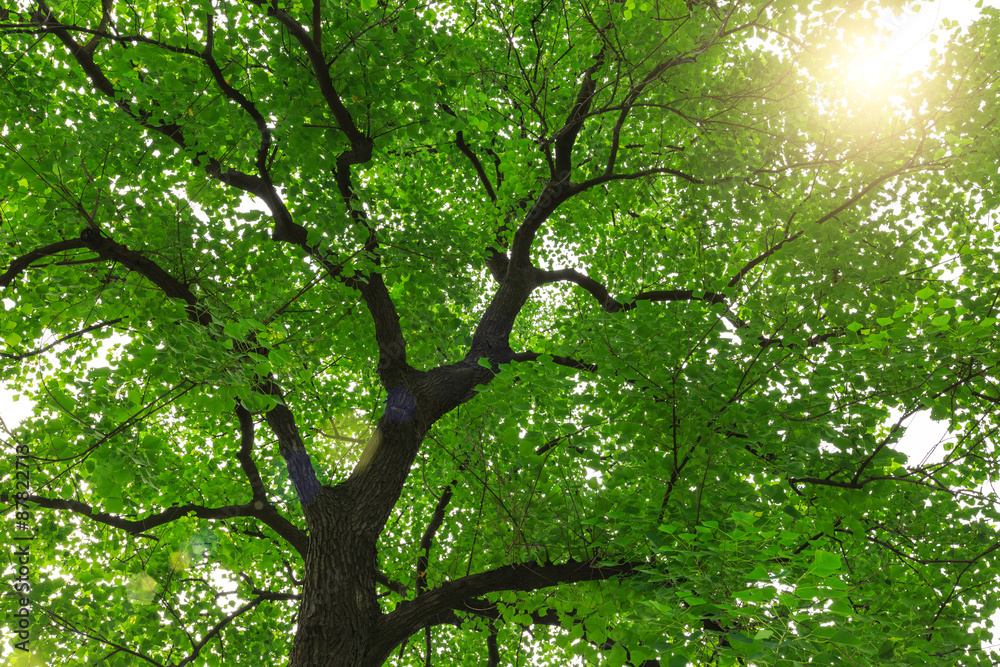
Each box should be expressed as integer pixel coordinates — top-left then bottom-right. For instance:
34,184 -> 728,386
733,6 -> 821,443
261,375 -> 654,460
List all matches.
2,0 -> 1000,664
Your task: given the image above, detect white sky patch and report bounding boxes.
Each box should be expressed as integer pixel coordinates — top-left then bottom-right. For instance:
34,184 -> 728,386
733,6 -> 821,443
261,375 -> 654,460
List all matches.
894,409 -> 951,465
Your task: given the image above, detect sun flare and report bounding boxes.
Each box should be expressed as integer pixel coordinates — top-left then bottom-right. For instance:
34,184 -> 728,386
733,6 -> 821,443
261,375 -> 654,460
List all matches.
844,0 -> 993,88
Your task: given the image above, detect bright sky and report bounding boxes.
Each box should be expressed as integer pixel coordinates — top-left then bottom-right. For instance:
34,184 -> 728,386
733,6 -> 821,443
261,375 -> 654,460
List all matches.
844,0 -> 1000,89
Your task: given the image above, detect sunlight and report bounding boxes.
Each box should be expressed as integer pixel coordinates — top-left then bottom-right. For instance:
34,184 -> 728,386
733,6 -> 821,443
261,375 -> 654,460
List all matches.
844,0 -> 994,89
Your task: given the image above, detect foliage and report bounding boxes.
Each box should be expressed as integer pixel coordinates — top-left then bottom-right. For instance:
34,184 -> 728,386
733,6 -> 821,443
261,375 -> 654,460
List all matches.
2,0 -> 1000,665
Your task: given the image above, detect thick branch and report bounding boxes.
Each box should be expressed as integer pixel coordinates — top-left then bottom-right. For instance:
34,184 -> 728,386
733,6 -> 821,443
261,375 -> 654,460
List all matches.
29,495 -> 243,532
55,6 -> 408,387
37,8 -> 269,199
262,384 -> 323,508
508,174 -> 575,270
465,277 -> 537,364
538,267 -> 726,312
0,239 -> 87,287
78,228 -> 212,326
233,5 -> 411,389
23,11 -> 302,243
236,405 -> 267,500
80,0 -> 111,53
552,48 -> 605,177
235,404 -> 268,500
256,504 -> 309,557
247,0 -> 371,160
456,131 -> 497,202
230,405 -> 311,552
358,277 -> 412,388
200,13 -> 297,240
372,559 -> 642,663
310,0 -> 321,49
630,289 -> 727,309
486,625 -> 500,667
506,50 -> 612,270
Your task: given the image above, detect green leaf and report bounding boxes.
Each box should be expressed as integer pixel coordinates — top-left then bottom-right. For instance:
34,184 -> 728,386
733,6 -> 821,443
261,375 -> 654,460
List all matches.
809,550 -> 842,577
931,313 -> 951,327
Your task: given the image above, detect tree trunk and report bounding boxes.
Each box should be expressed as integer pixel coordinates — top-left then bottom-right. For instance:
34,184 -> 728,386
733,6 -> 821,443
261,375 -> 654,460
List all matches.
288,410 -> 428,667
288,487 -> 381,667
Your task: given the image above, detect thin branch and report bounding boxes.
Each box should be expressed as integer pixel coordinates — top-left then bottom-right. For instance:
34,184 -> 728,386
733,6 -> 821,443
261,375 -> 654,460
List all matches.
511,351 -> 597,373
376,570 -> 409,596
27,490 -> 309,556
604,50 -> 708,175
176,593 -> 296,667
575,165 -> 713,190
35,6 -> 269,199
30,596 -> 167,667
758,329 -> 844,349
726,230 -> 804,289
0,318 -> 123,360
310,0 -> 321,50
487,623 -> 500,667
416,484 -> 455,595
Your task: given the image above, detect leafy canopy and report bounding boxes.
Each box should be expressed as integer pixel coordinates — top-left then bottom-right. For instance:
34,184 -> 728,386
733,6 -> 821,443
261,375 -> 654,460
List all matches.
2,0 -> 1000,665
